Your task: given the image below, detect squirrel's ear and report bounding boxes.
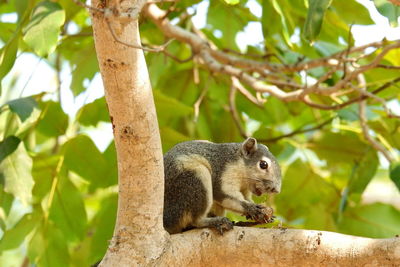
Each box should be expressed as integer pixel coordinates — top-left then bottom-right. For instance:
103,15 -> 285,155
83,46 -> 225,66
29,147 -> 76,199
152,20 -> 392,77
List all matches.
241,137 -> 257,157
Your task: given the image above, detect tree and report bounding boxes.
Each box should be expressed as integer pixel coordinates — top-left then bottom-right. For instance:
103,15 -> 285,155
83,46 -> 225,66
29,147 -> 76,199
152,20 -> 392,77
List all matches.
0,0 -> 399,266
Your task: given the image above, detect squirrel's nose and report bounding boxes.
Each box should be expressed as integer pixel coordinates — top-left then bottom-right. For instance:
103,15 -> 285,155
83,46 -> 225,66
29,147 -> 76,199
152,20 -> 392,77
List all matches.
270,187 -> 280,194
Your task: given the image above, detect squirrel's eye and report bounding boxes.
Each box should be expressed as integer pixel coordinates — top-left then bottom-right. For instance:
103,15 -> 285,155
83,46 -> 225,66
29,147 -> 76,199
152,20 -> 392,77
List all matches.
259,160 -> 268,170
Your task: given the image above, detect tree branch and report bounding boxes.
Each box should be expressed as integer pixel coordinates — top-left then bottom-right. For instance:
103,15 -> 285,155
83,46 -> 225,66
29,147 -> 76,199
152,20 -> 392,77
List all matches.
143,3 -> 400,112
159,228 -> 400,266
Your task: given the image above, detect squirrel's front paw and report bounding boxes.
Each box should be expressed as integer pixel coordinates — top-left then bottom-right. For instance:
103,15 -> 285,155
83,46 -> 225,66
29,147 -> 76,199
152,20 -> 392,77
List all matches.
245,204 -> 274,224
210,217 -> 234,235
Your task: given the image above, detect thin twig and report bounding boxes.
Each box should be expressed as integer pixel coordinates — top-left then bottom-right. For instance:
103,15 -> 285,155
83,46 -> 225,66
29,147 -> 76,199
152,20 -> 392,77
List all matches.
230,78 -> 248,138
342,24 -> 354,78
358,74 -> 394,163
221,47 -> 278,61
256,92 -> 264,104
302,77 -> 400,111
376,64 -> 400,69
19,58 -> 42,97
258,117 -> 334,143
351,84 -> 400,118
300,67 -> 340,97
106,19 -> 174,52
193,86 -> 208,123
263,77 -> 304,90
232,77 -> 265,107
331,88 -> 354,97
193,56 -> 200,84
288,41 -> 385,72
163,49 -> 194,63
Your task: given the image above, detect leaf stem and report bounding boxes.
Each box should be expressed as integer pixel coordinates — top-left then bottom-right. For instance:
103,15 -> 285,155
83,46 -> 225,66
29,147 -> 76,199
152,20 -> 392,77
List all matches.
44,155 -> 64,224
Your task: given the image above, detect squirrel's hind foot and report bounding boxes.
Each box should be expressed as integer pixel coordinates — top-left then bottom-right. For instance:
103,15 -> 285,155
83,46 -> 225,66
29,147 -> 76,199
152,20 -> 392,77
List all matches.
194,216 -> 234,235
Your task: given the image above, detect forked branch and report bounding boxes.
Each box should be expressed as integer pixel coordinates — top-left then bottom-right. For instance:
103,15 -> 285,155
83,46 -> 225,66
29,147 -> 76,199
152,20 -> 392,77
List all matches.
143,3 -> 400,115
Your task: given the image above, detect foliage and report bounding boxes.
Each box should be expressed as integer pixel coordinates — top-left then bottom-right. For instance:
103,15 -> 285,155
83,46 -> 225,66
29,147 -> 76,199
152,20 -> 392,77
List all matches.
0,0 -> 400,266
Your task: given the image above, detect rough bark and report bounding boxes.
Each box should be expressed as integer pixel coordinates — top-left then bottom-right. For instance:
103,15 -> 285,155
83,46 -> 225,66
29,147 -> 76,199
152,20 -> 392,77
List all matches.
90,1 -> 400,266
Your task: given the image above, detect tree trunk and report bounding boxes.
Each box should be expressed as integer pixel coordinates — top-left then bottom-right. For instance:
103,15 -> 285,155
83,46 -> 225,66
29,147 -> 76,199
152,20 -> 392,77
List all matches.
90,0 -> 168,265
90,1 -> 400,266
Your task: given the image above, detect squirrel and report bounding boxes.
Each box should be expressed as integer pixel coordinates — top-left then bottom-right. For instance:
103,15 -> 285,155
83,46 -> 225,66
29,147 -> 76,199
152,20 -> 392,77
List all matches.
163,137 -> 281,234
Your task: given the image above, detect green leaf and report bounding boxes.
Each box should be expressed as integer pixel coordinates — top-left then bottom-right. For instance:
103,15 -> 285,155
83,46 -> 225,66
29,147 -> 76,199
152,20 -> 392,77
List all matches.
77,97 -> 109,126
270,0 -> 292,46
340,149 -> 379,213
313,40 -> 344,56
58,0 -> 81,21
154,90 -> 193,123
160,127 -> 191,152
303,0 -> 332,41
7,97 -> 38,122
32,155 -> 61,201
63,135 -> 113,189
0,22 -> 17,43
102,142 -> 118,186
262,0 -> 307,48
0,212 -> 41,252
383,47 -> 400,66
373,0 -> 400,27
0,136 -> 21,163
389,162 -> 400,192
337,104 -> 359,122
196,112 -> 213,140
89,194 -> 117,263
0,178 -> 14,229
261,1 -> 280,40
28,223 -> 70,266
348,150 -> 379,195
368,118 -> 400,150
330,0 -> 373,25
22,1 -> 65,57
304,203 -> 337,231
310,131 -> 368,164
70,40 -> 98,96
207,0 -> 256,49
275,160 -> 338,222
14,0 -> 29,20
0,32 -> 19,92
0,192 -> 13,231
223,0 -> 239,4
36,101 -> 68,137
338,203 -> 400,238
49,171 -> 87,242
264,97 -> 290,124
0,142 -> 34,205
